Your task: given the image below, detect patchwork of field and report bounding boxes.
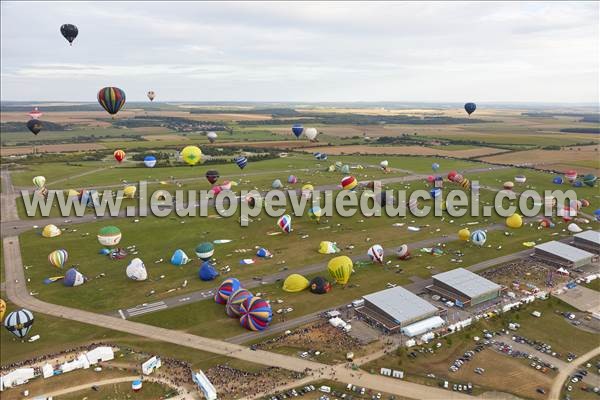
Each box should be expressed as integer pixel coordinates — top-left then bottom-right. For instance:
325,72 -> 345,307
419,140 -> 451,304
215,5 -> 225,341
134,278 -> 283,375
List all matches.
1,143 -> 107,156
302,145 -> 509,158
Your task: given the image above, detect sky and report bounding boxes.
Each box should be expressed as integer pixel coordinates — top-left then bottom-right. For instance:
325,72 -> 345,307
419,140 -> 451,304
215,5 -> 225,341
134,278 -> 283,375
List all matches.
1,1 -> 598,103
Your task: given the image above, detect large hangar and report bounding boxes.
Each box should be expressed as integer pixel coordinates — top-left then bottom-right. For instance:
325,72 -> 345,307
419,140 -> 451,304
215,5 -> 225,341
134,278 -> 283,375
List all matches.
428,268 -> 502,307
572,230 -> 600,254
534,241 -> 595,268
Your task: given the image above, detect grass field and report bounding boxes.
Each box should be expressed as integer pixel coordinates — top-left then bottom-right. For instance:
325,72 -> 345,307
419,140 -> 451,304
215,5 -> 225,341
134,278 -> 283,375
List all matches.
61,380 -> 173,400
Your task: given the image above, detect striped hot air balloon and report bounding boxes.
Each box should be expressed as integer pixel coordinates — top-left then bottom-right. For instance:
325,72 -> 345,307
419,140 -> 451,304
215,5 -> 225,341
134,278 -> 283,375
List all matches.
341,176 -> 357,191
4,309 -> 34,338
97,87 -> 126,115
367,244 -> 384,264
114,150 -> 126,163
277,214 -> 292,233
32,176 -> 46,189
234,156 -> 248,170
470,230 -> 487,246
214,278 -> 241,305
328,256 -> 353,285
226,289 -> 253,318
48,249 -> 68,268
239,296 -> 272,331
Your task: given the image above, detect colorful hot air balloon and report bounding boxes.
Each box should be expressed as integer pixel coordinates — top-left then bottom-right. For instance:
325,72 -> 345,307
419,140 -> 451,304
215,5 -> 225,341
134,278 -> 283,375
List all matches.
503,181 -> 514,191
239,297 -> 272,331
282,274 -> 310,292
367,244 -> 384,264
147,90 -> 156,101
308,206 -> 322,223
195,242 -> 214,261
471,230 -> 487,246
181,145 -> 202,165
304,127 -> 318,141
0,299 -> 5,322
206,170 -> 219,184
32,176 -> 46,189
539,218 -> 555,229
48,249 -> 68,268
97,226 -> 121,246
447,171 -> 458,182
506,213 -> 523,228
277,214 -> 292,233
64,268 -> 86,287
430,188 -> 442,199
256,248 -> 273,258
272,179 -> 283,189
341,176 -> 358,191
464,102 -> 476,115
199,261 -> 219,281
114,149 -> 126,163
287,175 -> 298,184
319,241 -> 340,254
126,258 -> 147,281
396,244 -> 410,260
123,185 -> 136,198
207,131 -> 218,143
328,256 -> 353,285
98,87 -> 126,115
226,289 -> 253,318
565,170 -> 578,183
215,278 -> 242,305
170,249 -> 189,266
432,162 -> 440,172
234,156 -> 248,170
26,119 -> 42,135
458,228 -> 470,241
60,24 -> 78,45
42,224 -> 61,238
301,184 -> 314,199
4,309 -> 34,338
144,155 -> 157,168
583,174 -> 597,187
292,124 -> 304,138
28,107 -> 43,119
309,277 -> 331,294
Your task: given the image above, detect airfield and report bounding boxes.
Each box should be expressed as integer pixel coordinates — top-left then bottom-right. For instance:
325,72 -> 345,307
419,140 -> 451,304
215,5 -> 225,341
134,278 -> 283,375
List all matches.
1,103 -> 600,400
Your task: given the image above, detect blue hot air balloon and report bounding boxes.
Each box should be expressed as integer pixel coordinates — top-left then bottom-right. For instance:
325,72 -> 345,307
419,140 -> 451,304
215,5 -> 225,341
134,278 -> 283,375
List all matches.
292,124 -> 304,138
144,155 -> 157,168
199,261 -> 219,281
234,156 -> 248,170
573,181 -> 583,187
4,309 -> 34,338
63,268 -> 86,287
464,102 -> 476,116
432,163 -> 440,172
171,249 -> 189,266
594,209 -> 600,222
552,176 -> 563,185
430,188 -> 442,199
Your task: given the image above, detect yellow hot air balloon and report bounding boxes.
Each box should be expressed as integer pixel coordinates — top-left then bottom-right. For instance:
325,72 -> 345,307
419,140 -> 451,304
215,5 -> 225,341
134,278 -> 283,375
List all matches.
328,256 -> 353,285
506,213 -> 523,229
458,228 -> 470,241
181,145 -> 202,166
42,224 -> 62,238
282,274 -> 310,292
0,299 -> 6,321
65,189 -> 80,197
123,185 -> 137,198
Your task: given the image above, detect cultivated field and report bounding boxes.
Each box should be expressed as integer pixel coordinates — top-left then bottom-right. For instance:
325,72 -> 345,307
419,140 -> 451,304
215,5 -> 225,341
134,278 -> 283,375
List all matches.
302,145 -> 509,158
1,143 -> 107,156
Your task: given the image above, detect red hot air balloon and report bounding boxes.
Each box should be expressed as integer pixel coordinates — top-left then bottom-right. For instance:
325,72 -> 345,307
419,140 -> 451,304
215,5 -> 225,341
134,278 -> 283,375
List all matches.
114,149 -> 126,163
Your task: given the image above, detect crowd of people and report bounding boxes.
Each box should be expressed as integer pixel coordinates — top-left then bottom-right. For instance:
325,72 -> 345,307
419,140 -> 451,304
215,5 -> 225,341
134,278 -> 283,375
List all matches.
205,364 -> 302,398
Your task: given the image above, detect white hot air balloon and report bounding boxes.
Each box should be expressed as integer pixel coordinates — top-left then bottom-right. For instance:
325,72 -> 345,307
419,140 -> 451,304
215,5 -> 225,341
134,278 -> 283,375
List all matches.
304,127 -> 318,141
147,91 -> 156,101
207,132 -> 218,143
126,258 -> 148,281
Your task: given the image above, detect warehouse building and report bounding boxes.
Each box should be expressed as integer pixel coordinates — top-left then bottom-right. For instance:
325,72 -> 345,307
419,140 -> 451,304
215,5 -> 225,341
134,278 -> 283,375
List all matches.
355,286 -> 441,334
428,268 -> 502,307
534,241 -> 595,268
572,230 -> 600,254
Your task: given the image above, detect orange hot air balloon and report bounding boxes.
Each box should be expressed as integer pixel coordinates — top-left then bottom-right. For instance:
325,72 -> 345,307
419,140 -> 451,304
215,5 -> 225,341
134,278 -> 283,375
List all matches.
114,150 -> 126,163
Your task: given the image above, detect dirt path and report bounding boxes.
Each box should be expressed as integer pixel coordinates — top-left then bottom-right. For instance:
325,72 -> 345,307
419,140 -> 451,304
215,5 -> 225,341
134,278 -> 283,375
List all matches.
549,346 -> 600,400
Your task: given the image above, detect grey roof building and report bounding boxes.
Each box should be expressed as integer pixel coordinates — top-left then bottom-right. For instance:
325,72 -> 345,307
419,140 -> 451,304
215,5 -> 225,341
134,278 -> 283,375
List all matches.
534,240 -> 595,268
572,230 -> 600,254
430,268 -> 502,307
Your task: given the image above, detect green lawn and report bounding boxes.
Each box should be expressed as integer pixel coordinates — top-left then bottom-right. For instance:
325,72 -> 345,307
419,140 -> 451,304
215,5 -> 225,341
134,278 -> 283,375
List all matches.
61,381 -> 172,400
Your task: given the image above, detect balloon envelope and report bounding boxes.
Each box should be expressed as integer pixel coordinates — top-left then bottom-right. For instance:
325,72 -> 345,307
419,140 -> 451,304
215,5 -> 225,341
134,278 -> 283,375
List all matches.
207,132 -> 218,143
234,156 -> 248,169
114,150 -> 126,163
4,309 -> 34,338
64,268 -> 85,287
181,146 -> 202,165
147,90 -> 155,101
471,230 -> 487,246
98,87 -> 126,115
277,214 -> 292,233
42,224 -> 61,238
506,213 -> 523,228
319,241 -> 340,254
48,249 -> 68,268
33,176 -> 46,189
328,256 -> 353,285
170,249 -> 189,266
144,155 -> 157,168
239,297 -> 272,331
458,228 -> 470,241
215,278 -> 242,304
283,274 -> 309,292
304,127 -> 318,141
206,170 -> 219,184
464,102 -> 476,115
367,244 -> 384,264
309,277 -> 331,294
126,258 -> 147,281
341,176 -> 358,191
60,24 -> 78,45
27,119 -> 42,135
195,242 -> 214,260
199,261 -> 219,281
226,289 -> 253,318
291,124 -> 304,138
97,226 -> 122,246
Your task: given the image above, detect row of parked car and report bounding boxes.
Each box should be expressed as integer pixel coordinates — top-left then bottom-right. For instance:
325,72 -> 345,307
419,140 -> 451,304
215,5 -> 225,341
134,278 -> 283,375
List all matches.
492,340 -> 559,373
268,385 -> 317,399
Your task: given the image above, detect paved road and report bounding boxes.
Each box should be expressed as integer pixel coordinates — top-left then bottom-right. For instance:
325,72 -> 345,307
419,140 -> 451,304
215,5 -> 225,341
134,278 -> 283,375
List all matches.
549,346 -> 600,400
1,168 -> 19,222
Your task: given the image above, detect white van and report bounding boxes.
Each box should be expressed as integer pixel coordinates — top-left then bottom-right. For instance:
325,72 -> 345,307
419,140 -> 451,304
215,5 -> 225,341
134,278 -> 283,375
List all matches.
319,385 -> 331,393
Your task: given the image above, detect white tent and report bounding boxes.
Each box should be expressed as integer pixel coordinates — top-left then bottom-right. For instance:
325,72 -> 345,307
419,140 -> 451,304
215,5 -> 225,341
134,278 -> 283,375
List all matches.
0,368 -> 35,391
401,316 -> 445,338
42,364 -> 54,379
60,354 -> 89,373
85,346 -> 114,364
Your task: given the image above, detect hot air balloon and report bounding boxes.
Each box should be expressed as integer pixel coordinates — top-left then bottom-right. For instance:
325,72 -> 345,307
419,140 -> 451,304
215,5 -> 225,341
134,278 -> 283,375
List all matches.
367,244 -> 384,264
287,175 -> 298,184
126,258 -> 147,281
4,309 -> 34,338
515,175 -> 526,184
301,184 -> 314,199
506,213 -> 523,228
147,90 -> 156,101
234,156 -> 248,170
567,223 -> 583,233
220,180 -> 232,191
314,152 -> 328,161
503,181 -> 514,191
470,230 -> 487,246
123,185 -> 136,199
283,274 -> 310,292
308,206 -> 322,223
341,164 -> 351,174
573,181 -> 584,187
380,160 -> 389,170
328,256 -> 353,285
277,214 -> 292,233
396,244 -> 410,260
0,299 -> 5,322
427,175 -> 435,184
195,242 -> 214,261
48,249 -> 68,268
272,179 -> 283,189
113,149 -> 126,163
565,170 -> 578,183
464,102 -> 476,116
28,107 -> 43,119
207,131 -> 218,143
581,199 -> 590,207
447,171 -> 458,182
25,118 -> 43,135
304,127 -> 318,141
458,228 -> 470,241
430,188 -> 442,199
552,176 -> 563,184
309,277 -> 331,294
583,174 -> 597,187
64,268 -> 86,287
239,297 -> 272,331
341,176 -> 358,191
199,261 -> 219,281
226,289 -> 253,318
319,241 -> 340,254
32,176 -> 46,189
60,24 -> 78,45
144,155 -> 157,168
256,248 -> 273,258
205,170 -> 219,185
594,209 -> 600,222
170,249 -> 189,266
98,87 -> 126,115
291,124 -> 304,138
214,278 -> 242,305
181,146 -> 202,166
97,226 -> 121,246
42,224 -> 61,238
539,218 -> 555,228
432,162 -> 440,172
245,193 -> 257,207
